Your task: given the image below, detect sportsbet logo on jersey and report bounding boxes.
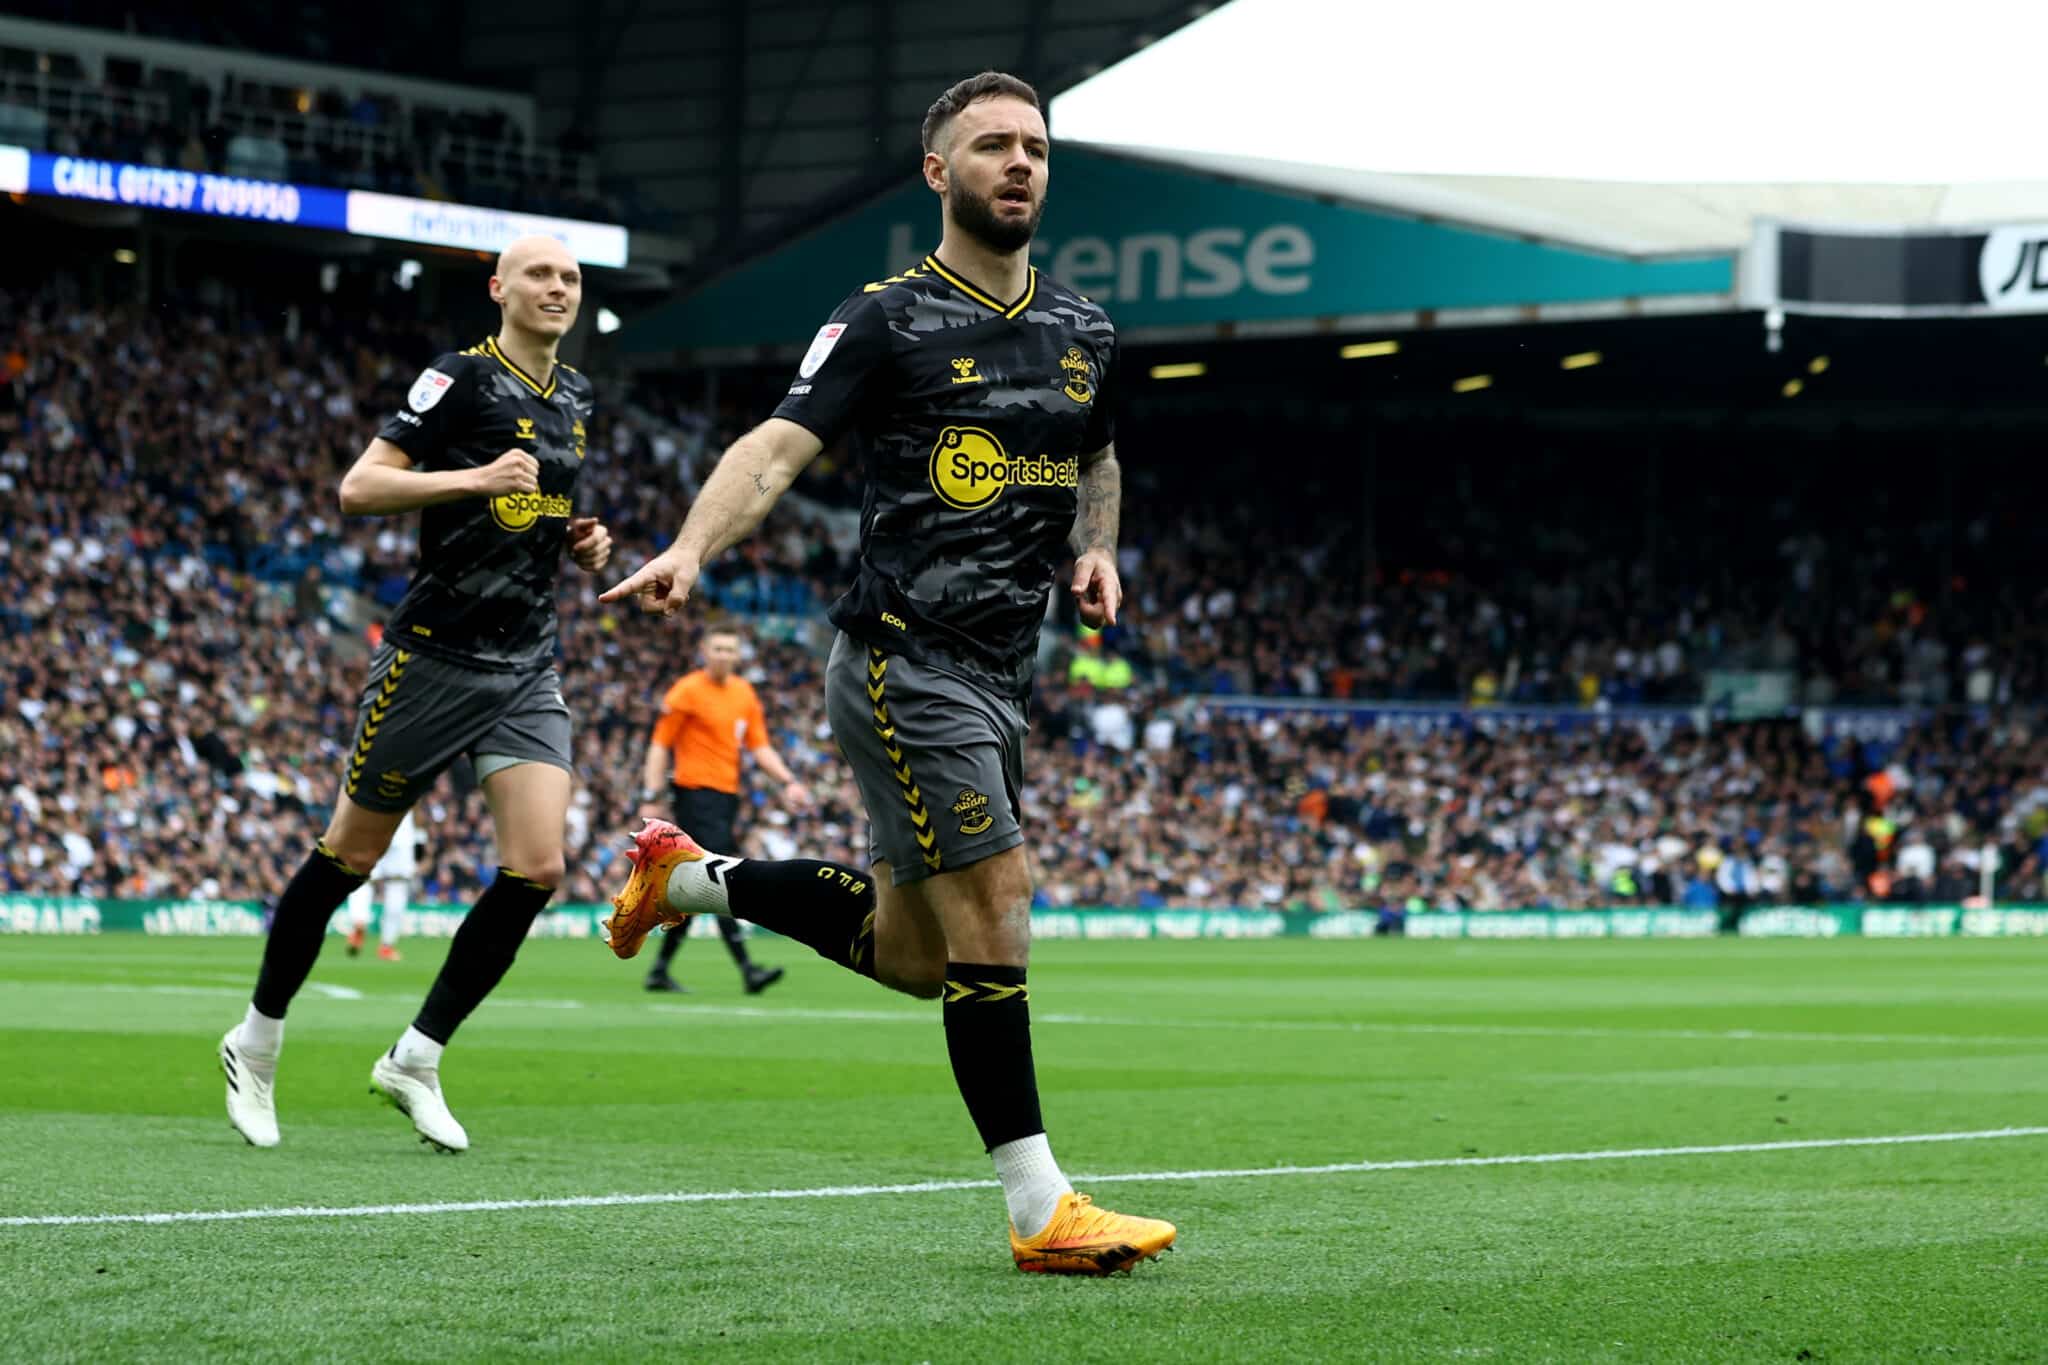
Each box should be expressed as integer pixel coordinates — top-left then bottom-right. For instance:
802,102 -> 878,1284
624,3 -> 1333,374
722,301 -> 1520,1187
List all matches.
490,491 -> 573,532
927,426 -> 1078,511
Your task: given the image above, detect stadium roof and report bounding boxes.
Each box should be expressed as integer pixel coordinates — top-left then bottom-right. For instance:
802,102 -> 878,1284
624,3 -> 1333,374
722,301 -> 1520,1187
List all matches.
1092,147 -> 2048,258
1048,0 -> 2048,256
1052,0 -> 2046,182
459,0 -> 1222,263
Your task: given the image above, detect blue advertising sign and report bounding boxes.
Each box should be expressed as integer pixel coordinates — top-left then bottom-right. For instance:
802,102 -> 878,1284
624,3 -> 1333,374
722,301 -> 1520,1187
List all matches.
30,153 -> 348,226
0,145 -> 629,268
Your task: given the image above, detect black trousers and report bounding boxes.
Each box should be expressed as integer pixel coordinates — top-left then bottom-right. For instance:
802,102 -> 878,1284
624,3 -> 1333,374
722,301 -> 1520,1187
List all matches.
651,786 -> 750,974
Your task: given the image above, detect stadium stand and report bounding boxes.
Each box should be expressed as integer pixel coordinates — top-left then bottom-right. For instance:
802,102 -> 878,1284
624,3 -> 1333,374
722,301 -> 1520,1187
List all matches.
5,281 -> 2046,916
0,15 -> 618,222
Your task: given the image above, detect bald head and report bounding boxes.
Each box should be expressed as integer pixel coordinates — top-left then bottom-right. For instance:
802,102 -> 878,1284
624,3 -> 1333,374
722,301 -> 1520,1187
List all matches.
490,235 -> 582,340
495,234 -> 575,280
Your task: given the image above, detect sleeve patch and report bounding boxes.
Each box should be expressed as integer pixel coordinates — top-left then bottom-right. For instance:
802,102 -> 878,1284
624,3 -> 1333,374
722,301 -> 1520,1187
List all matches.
798,323 -> 847,379
408,367 -> 455,413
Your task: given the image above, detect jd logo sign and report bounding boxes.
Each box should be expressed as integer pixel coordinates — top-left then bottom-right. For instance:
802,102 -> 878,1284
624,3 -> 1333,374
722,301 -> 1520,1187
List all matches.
1977,225 -> 2048,311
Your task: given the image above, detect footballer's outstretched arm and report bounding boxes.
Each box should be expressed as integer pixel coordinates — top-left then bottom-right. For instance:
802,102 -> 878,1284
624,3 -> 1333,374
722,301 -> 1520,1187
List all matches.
672,417 -> 823,563
599,417 -> 823,614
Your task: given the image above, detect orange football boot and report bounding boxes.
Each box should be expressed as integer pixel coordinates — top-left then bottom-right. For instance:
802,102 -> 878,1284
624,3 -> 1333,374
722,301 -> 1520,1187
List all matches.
1010,1193 -> 1177,1275
601,819 -> 703,959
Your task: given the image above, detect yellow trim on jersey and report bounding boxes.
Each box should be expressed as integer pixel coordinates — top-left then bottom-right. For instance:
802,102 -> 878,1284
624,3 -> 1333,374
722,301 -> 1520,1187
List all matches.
1005,268 -> 1036,318
924,256 -> 1036,319
485,335 -> 558,399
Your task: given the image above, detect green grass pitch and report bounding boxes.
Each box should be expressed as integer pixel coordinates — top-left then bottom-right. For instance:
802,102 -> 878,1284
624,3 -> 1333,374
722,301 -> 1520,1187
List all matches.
2,935 -> 2045,1362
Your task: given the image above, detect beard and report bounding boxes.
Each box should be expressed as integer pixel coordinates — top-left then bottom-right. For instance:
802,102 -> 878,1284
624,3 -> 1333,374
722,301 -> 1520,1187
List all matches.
948,177 -> 1044,254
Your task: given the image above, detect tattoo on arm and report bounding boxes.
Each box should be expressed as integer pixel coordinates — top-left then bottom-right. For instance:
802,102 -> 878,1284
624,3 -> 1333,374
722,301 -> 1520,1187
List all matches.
1069,448 -> 1121,557
674,423 -> 816,564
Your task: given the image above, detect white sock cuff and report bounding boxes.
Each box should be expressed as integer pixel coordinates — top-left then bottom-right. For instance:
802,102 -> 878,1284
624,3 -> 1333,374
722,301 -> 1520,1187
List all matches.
662,852 -> 741,916
393,1024 -> 444,1071
991,1133 -> 1072,1236
238,1004 -> 284,1057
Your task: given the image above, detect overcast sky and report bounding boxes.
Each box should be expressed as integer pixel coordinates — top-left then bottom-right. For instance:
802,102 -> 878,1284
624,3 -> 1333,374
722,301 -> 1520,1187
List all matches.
1050,0 -> 2038,184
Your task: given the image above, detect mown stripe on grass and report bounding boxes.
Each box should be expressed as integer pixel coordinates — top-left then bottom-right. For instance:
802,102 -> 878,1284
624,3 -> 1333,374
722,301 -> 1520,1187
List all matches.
655,1003 -> 2048,1049
6,1127 -> 2045,1229
58,989 -> 2047,1047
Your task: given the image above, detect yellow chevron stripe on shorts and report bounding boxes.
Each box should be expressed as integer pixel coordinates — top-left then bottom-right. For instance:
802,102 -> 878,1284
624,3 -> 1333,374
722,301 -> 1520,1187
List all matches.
868,647 -> 941,873
346,649 -> 411,799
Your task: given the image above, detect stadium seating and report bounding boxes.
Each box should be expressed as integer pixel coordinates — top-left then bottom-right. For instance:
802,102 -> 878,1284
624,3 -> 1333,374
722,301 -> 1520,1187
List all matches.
3,288 -> 2044,911
0,19 -> 620,224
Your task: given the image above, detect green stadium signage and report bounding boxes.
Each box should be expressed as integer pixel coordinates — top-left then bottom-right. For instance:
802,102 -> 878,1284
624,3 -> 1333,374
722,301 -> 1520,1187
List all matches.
626,145 -> 1732,353
9,897 -> 2048,939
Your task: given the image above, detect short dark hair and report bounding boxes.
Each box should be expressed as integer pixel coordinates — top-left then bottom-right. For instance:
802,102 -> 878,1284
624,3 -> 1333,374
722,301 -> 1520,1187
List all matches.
921,71 -> 1042,155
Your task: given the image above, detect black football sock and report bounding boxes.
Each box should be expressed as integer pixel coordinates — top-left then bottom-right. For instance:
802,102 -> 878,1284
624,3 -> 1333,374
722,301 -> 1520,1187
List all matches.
941,963 -> 1044,1151
411,869 -> 554,1044
651,914 -> 692,973
715,915 -> 755,969
720,859 -> 877,979
251,841 -> 368,1018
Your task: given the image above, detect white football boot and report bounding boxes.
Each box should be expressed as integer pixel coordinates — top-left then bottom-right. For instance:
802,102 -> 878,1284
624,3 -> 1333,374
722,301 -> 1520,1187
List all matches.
219,1028 -> 281,1148
369,1052 -> 469,1153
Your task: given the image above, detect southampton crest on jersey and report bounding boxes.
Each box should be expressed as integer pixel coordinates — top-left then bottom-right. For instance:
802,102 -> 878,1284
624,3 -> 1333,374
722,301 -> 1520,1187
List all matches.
1059,346 -> 1094,404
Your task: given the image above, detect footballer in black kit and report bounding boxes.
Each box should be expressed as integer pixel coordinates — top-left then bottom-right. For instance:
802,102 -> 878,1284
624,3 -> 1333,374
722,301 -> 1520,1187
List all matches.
773,253 -> 1116,701
377,333 -> 597,676
600,72 -> 1176,1275
219,235 -> 613,1156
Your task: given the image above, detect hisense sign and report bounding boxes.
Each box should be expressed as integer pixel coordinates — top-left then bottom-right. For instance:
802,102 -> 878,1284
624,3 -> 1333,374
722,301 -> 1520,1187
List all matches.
626,145 -> 1731,353
884,222 -> 1315,305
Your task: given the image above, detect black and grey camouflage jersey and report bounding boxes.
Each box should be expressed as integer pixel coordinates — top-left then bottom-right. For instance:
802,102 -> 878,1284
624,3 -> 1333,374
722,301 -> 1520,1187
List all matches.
772,254 -> 1117,699
375,336 -> 595,671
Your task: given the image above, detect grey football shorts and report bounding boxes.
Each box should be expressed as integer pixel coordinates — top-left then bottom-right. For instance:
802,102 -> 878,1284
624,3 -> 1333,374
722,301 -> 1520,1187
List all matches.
825,632 -> 1025,885
341,642 -> 572,813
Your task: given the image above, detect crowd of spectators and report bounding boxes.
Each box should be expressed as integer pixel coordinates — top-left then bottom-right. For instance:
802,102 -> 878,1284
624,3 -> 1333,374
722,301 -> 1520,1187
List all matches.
4,284 -> 2047,916
1092,412 -> 2048,712
1014,698 -> 2048,913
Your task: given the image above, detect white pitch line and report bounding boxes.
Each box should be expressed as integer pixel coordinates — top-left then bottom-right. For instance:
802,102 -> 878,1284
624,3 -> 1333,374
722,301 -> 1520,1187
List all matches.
4,1126 -> 2044,1230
